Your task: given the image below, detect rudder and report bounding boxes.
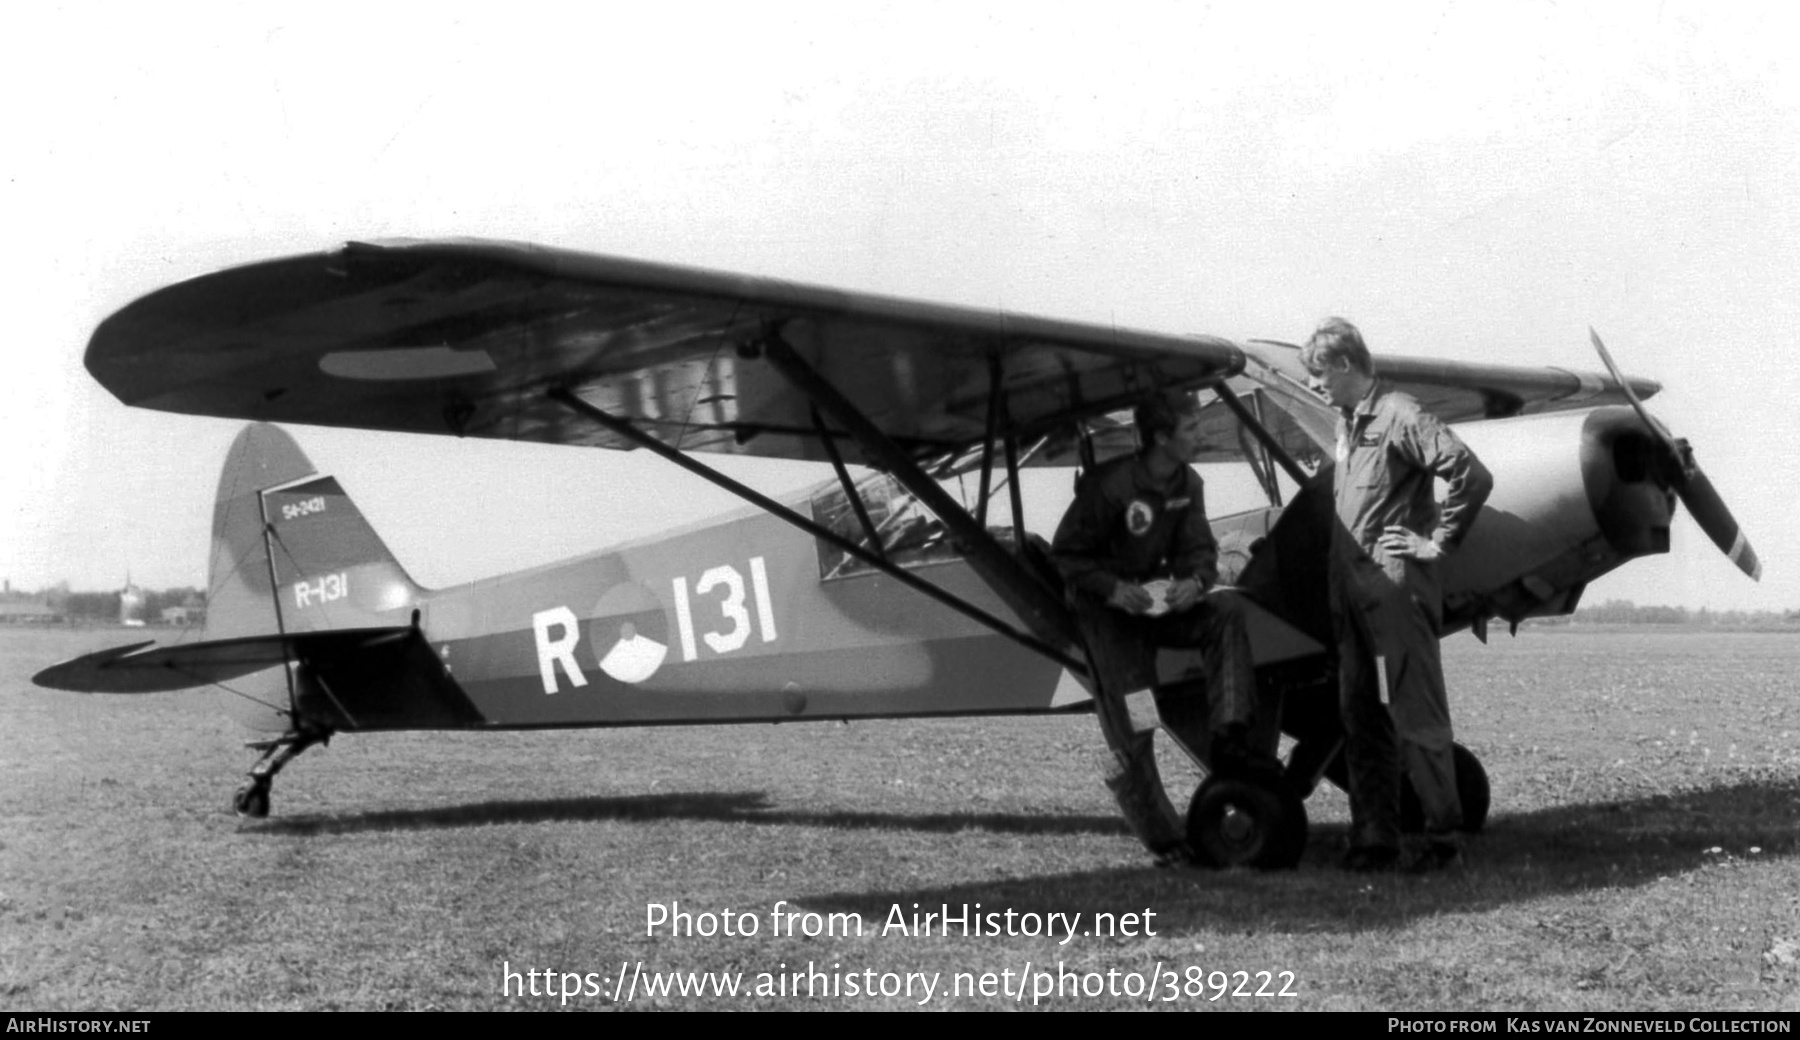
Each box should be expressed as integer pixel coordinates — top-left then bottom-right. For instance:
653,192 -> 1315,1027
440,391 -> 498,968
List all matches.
206,424 -> 422,729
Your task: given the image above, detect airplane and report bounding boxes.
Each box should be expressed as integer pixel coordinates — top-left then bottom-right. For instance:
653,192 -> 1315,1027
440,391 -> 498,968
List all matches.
34,238 -> 1760,869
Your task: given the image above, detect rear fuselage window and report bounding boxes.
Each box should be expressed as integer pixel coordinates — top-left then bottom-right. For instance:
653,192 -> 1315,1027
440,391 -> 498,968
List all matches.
809,472 -> 962,580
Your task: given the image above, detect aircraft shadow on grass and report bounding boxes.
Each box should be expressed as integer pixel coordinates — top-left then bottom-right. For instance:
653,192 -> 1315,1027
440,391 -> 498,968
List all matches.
246,774 -> 1800,930
250,790 -> 1127,840
344,776 -> 1797,934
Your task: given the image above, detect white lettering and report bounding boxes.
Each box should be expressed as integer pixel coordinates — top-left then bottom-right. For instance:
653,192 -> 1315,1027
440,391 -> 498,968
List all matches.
696,564 -> 750,654
749,555 -> 776,643
668,559 -> 779,662
533,606 -> 588,694
672,576 -> 697,662
280,495 -> 328,521
292,571 -> 349,608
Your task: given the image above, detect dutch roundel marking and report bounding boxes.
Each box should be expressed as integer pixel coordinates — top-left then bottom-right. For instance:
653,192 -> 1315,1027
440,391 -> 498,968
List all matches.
587,582 -> 670,684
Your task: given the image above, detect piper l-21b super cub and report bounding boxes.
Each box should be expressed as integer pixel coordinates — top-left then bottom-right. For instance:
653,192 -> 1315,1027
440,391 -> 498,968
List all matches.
37,239 -> 1760,867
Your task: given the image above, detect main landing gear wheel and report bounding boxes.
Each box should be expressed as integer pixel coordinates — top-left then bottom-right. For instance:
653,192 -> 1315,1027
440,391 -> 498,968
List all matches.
233,780 -> 271,819
1186,777 -> 1308,869
1400,742 -> 1489,834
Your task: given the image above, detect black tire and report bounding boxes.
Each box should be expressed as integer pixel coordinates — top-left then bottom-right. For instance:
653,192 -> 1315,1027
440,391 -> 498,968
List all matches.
1186,777 -> 1308,869
234,782 -> 271,819
1400,742 -> 1488,834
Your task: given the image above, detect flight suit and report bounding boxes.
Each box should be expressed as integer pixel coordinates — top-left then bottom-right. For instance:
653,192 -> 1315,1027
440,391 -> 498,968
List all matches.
1331,386 -> 1492,851
1052,455 -> 1271,783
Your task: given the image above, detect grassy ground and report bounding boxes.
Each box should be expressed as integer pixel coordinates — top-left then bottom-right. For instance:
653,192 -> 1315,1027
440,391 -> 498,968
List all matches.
3,626 -> 1797,1011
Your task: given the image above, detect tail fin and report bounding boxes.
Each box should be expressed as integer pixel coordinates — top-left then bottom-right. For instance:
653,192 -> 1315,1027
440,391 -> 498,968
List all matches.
209,423 -> 422,638
207,424 -> 422,728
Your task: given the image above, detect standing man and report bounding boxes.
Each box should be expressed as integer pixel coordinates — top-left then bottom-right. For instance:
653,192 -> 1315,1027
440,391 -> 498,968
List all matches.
1052,389 -> 1279,801
1301,318 -> 1493,872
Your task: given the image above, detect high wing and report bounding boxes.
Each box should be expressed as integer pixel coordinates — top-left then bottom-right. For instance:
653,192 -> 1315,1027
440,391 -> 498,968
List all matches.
89,239 -> 1665,472
1180,336 -> 1656,464
1243,338 -> 1660,422
1184,338 -> 1665,466
86,239 -> 1244,467
998,337 -> 1665,471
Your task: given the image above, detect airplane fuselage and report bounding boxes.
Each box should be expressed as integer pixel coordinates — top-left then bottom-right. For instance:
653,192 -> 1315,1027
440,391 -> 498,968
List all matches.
230,404 -> 1675,737
415,512 -> 1068,727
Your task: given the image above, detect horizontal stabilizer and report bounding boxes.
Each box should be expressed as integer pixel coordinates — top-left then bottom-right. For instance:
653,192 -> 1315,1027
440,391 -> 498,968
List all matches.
33,627 -> 414,694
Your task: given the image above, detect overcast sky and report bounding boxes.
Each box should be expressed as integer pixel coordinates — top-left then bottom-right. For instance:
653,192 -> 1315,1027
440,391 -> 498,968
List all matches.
4,1 -> 1795,611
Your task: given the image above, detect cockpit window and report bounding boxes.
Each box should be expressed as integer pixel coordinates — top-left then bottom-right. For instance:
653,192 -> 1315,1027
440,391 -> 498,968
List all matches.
809,471 -> 964,580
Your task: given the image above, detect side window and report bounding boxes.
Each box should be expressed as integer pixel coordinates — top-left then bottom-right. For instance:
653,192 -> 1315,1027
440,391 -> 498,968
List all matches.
809,473 -> 962,580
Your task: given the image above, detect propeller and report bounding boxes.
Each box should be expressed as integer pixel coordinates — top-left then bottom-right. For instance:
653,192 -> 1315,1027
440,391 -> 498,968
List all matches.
1589,328 -> 1761,581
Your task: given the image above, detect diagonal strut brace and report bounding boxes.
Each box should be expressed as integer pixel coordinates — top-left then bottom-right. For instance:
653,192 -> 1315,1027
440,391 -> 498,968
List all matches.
810,405 -> 885,561
756,329 -> 1078,650
751,330 -> 1197,857
547,386 -> 1086,672
1212,382 -> 1312,486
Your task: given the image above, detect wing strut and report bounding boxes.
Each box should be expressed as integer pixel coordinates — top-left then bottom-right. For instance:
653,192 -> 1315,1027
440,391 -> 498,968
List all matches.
975,353 -> 1003,528
755,329 -> 1075,648
809,405 -> 886,561
1002,392 -> 1027,545
1212,383 -> 1312,485
546,387 -> 1086,673
1234,390 -> 1285,508
745,331 -> 1202,857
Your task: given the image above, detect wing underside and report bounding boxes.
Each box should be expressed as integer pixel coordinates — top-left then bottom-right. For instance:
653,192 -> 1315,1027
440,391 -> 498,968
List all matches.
1233,338 -> 1659,433
1022,338 -> 1663,471
88,239 -> 1665,470
87,240 -> 1243,468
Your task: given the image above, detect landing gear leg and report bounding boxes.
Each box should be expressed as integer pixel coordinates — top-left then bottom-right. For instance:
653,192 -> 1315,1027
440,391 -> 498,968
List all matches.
234,728 -> 329,818
1156,680 -> 1307,869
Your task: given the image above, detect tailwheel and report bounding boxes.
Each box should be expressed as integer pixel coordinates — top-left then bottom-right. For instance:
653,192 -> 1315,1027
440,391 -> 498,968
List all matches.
233,780 -> 271,819
1400,742 -> 1490,834
233,726 -> 329,819
1186,777 -> 1308,869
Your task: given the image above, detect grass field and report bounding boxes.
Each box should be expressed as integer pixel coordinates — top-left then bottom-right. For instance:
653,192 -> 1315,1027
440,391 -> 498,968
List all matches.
3,625 -> 1798,1011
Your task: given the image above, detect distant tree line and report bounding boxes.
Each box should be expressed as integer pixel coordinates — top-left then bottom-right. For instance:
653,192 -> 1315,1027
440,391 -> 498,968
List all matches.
1530,599 -> 1798,627
24,585 -> 205,623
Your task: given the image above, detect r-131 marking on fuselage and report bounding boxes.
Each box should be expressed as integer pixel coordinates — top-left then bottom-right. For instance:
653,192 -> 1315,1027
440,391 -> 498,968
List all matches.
532,556 -> 776,695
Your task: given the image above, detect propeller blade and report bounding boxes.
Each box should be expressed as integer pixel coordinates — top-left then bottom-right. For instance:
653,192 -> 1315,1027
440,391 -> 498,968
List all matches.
1588,328 -> 1760,581
1673,460 -> 1762,581
1589,328 -> 1678,454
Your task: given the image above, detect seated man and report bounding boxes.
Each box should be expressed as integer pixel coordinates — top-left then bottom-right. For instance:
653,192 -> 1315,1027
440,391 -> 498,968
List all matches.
1051,389 -> 1279,781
